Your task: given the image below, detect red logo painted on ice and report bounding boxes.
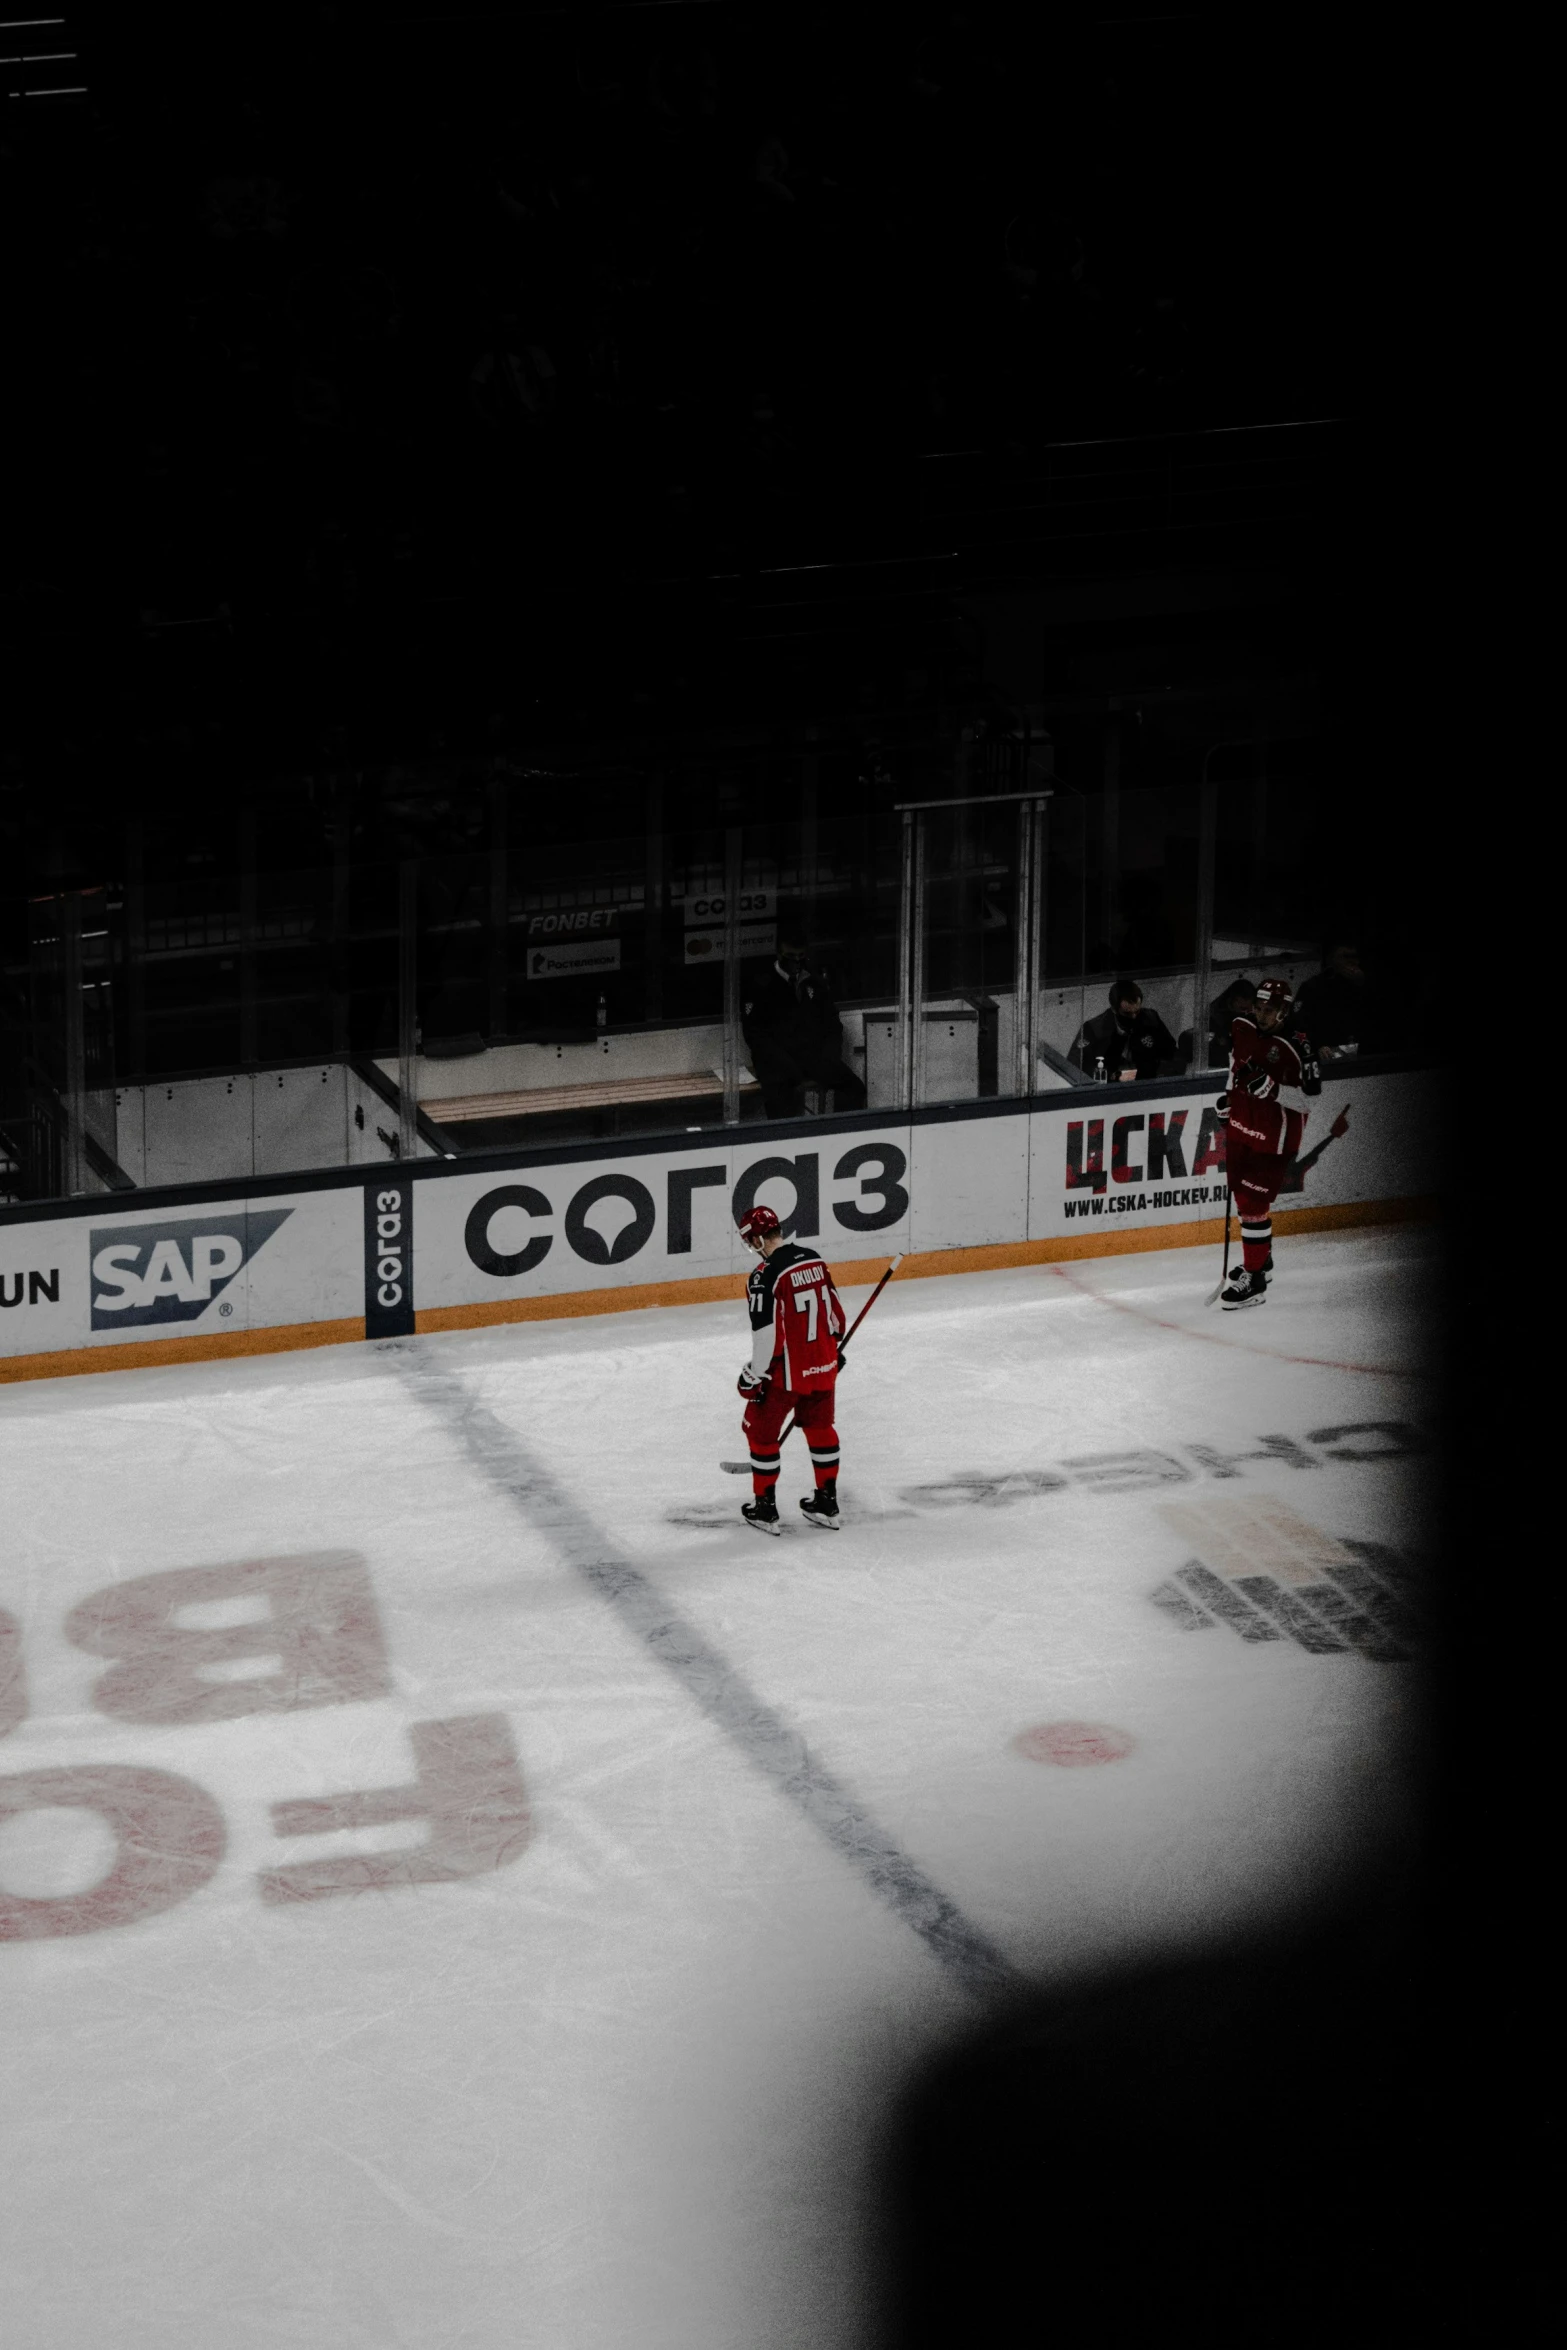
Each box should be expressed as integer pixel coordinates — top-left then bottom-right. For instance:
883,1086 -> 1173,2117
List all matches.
1012,1720 -> 1136,1766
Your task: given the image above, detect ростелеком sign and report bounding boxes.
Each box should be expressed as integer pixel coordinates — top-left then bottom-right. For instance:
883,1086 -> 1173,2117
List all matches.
526,937 -> 621,980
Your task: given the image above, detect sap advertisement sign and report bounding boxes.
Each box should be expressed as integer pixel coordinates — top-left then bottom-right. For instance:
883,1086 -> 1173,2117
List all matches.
90,1211 -> 292,1330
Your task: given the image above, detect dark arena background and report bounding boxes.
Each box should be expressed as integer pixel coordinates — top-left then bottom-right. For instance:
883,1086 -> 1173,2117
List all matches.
2,9 -> 1464,2345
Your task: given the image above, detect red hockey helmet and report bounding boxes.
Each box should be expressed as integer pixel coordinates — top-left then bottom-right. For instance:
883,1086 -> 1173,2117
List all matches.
1254,976 -> 1294,1013
737,1203 -> 781,1247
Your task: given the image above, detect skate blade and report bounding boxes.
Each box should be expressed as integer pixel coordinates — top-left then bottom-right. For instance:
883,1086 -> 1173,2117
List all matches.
799,1513 -> 841,1531
1220,1293 -> 1267,1311
743,1515 -> 782,1537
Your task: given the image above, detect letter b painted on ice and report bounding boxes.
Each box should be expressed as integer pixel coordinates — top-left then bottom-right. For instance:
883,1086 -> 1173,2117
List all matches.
65,1552 -> 392,1726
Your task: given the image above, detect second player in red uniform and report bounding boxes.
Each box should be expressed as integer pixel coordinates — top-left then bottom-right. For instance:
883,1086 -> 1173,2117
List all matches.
734,1203 -> 846,1534
1218,974 -> 1321,1309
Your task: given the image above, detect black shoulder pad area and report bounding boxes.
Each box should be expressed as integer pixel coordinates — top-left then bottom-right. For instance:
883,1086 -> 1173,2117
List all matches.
773,1241 -> 821,1271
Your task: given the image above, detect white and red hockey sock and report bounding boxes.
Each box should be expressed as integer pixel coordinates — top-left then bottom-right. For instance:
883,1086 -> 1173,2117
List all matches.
807,1439 -> 839,1490
1240,1217 -> 1272,1273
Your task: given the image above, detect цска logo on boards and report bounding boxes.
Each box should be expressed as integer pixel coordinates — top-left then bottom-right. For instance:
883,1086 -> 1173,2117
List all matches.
90,1210 -> 292,1330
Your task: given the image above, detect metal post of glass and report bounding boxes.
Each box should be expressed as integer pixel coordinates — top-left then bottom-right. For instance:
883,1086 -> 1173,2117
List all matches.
331,792 -> 351,1059
1193,752 -> 1220,1074
398,859 -> 419,1159
910,810 -> 928,1110
61,890 -> 86,1196
800,742 -> 818,953
896,789 -> 1054,1111
1012,798 -> 1031,1097
643,775 -> 664,1025
721,824 -> 742,1126
897,808 -> 916,1112
487,773 -> 508,1043
126,824 -> 147,1084
1014,795 -> 1049,1097
1033,795 -> 1049,1084
239,803 -> 258,1070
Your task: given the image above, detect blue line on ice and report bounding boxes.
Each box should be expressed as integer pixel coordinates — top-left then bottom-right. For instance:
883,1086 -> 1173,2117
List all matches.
397,1346 -> 1019,2002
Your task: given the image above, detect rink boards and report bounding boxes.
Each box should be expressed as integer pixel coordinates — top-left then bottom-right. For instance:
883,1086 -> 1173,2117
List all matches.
0,1059 -> 1435,1382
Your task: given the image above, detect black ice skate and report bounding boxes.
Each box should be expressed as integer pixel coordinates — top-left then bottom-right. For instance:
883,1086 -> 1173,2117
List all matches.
1219,1264 -> 1268,1311
798,1486 -> 841,1532
742,1492 -> 781,1537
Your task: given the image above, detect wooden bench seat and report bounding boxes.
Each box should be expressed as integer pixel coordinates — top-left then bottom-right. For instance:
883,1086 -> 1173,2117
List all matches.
420,1072 -> 758,1124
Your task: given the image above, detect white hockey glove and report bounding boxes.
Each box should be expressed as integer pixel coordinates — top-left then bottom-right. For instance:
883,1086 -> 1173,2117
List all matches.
738,1365 -> 770,1401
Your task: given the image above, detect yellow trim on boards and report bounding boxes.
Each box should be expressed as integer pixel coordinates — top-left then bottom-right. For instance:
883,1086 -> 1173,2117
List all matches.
0,1195 -> 1435,1385
0,1316 -> 365,1386
412,1194 -> 1435,1330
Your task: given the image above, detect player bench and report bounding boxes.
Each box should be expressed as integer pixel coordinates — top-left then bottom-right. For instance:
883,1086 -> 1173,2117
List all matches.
419,1071 -> 761,1128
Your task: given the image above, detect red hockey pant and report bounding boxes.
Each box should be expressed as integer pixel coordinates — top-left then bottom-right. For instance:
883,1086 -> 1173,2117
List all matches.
743,1380 -> 839,1497
1226,1134 -> 1288,1271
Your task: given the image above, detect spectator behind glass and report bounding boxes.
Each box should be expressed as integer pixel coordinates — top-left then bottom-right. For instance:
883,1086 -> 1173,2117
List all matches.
1207,976 -> 1257,1067
742,934 -> 867,1120
1073,980 -> 1179,1082
1177,976 -> 1255,1073
1295,944 -> 1370,1063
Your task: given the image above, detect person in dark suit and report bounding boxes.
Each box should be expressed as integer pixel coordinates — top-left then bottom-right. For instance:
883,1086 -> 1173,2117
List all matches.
742,935 -> 867,1119
1072,980 -> 1180,1082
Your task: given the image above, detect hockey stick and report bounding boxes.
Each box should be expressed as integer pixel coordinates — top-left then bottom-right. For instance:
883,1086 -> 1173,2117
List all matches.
1278,1105 -> 1351,1192
1204,1188 -> 1234,1308
838,1252 -> 905,1356
721,1254 -> 904,1470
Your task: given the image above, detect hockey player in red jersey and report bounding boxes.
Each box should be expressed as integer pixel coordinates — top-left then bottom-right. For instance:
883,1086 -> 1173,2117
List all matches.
734,1203 -> 847,1534
1218,974 -> 1321,1308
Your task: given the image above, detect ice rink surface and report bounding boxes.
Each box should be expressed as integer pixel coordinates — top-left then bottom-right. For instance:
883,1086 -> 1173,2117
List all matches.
0,1226 -> 1436,2349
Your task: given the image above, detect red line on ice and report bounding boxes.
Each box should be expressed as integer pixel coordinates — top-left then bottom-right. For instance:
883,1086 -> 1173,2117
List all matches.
1047,1263 -> 1433,1381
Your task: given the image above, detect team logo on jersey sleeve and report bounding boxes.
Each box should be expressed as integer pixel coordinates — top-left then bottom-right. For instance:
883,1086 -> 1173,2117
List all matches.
89,1210 -> 292,1330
